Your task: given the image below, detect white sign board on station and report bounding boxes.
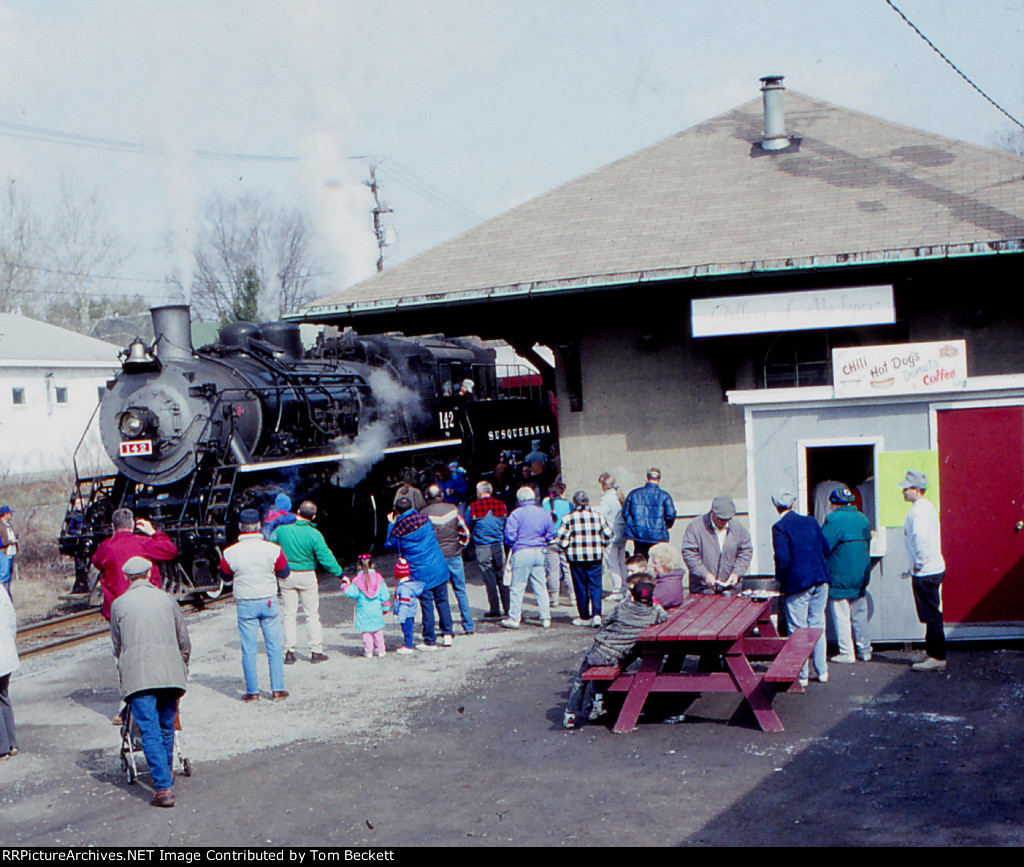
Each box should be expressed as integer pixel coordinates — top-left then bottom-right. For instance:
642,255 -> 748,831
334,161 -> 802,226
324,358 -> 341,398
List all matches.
832,340 -> 968,398
690,285 -> 894,338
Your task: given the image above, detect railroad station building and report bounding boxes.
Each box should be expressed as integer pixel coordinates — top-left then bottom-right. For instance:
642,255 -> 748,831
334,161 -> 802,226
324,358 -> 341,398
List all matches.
297,77 -> 1024,642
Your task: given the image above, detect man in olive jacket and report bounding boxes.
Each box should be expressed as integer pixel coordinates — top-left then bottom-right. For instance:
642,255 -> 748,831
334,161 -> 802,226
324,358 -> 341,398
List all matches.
110,556 -> 190,808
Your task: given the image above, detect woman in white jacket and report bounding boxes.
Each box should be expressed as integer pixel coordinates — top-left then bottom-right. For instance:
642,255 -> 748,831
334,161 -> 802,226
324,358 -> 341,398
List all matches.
597,474 -> 627,601
0,588 -> 19,759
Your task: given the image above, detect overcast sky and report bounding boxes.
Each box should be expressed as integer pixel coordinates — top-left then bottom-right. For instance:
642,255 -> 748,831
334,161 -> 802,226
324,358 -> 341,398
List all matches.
0,0 -> 1022,311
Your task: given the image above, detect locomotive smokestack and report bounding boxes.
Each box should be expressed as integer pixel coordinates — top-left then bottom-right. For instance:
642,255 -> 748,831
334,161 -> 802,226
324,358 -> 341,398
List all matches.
150,305 -> 193,361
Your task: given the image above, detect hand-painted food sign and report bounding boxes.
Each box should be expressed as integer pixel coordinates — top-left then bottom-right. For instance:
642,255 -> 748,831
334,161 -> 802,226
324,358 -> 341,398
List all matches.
832,341 -> 967,398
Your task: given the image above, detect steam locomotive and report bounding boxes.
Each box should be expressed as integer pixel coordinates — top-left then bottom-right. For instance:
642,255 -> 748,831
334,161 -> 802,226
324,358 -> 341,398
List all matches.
59,304 -> 556,600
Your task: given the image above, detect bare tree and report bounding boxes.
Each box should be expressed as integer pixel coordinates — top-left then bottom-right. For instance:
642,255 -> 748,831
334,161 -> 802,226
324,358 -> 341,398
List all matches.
190,194 -> 322,323
38,178 -> 126,333
0,183 -> 40,314
993,127 -> 1024,157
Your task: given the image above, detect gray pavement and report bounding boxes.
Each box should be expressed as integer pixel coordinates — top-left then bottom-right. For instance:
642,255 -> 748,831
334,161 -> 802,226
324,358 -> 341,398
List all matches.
2,564 -> 1023,847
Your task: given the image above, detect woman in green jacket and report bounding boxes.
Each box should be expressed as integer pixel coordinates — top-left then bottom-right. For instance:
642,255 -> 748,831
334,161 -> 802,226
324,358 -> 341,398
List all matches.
821,486 -> 873,663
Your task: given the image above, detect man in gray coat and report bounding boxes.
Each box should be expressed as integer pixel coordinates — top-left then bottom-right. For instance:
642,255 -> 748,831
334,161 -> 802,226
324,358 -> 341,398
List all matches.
681,496 -> 753,595
110,556 -> 191,808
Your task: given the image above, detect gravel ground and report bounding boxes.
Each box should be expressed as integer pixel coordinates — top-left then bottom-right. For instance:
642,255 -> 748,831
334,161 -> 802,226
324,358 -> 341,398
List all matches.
3,560 -> 1024,847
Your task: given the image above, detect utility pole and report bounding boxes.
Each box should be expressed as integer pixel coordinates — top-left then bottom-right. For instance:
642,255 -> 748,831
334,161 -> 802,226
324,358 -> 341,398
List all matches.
364,163 -> 393,272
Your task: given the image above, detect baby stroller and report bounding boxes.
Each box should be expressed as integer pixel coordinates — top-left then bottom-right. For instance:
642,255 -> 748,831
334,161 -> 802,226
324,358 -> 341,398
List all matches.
119,700 -> 192,785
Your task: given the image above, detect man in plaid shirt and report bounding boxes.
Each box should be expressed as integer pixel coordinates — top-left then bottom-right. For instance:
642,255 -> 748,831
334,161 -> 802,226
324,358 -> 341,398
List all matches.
556,491 -> 612,627
469,482 -> 510,619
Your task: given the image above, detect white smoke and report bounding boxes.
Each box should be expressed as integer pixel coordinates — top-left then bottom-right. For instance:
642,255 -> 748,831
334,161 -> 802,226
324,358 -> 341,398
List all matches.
330,369 -> 426,488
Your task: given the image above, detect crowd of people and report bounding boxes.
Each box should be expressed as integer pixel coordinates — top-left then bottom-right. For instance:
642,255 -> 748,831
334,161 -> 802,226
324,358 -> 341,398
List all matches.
0,454 -> 946,805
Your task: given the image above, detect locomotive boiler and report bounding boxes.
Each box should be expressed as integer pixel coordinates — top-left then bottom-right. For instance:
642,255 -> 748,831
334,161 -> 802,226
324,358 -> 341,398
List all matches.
59,304 -> 556,600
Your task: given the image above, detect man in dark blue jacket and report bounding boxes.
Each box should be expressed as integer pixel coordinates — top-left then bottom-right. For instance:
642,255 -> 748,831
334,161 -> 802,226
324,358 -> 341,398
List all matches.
622,469 -> 677,557
386,497 -> 453,649
771,489 -> 831,687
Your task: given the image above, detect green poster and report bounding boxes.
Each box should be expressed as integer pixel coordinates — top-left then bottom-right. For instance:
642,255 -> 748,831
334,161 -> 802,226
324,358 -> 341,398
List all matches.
878,450 -> 940,528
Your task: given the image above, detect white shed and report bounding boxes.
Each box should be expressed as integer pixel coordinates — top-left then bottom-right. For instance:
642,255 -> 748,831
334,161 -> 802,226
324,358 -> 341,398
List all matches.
0,314 -> 120,479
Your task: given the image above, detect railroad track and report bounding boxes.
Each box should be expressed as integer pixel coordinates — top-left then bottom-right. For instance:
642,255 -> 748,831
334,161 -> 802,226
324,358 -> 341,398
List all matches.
17,597 -> 229,657
16,608 -> 109,657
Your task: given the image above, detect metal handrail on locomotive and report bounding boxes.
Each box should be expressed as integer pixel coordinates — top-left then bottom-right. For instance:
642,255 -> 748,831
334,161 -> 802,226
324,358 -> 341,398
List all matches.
58,305 -> 556,600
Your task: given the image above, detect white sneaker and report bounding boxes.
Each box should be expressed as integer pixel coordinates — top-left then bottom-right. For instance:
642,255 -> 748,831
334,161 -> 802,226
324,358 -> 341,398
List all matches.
591,615 -> 602,628
540,619 -> 551,628
830,654 -> 857,664
416,643 -> 440,652
396,646 -> 414,655
798,677 -> 809,688
500,619 -> 520,629
858,650 -> 873,662
912,656 -> 946,672
571,618 -> 592,627
441,634 -> 453,647
817,672 -> 829,683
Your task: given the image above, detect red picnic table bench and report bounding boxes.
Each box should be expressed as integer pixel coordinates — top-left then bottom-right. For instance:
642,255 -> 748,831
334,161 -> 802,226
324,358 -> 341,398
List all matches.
582,593 -> 821,733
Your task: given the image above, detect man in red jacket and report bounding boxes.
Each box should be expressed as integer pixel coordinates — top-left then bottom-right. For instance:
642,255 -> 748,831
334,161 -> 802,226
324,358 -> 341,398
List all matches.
91,509 -> 178,620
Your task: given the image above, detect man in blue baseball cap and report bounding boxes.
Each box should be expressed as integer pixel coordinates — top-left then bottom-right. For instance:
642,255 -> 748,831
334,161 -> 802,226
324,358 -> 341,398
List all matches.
0,507 -> 16,600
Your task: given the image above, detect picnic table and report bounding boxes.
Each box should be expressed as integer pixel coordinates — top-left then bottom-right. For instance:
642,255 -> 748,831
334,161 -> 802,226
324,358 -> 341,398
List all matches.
582,593 -> 821,733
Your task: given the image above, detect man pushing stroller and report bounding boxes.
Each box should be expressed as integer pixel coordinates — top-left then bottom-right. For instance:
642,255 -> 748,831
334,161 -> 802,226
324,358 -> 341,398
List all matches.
109,556 -> 191,807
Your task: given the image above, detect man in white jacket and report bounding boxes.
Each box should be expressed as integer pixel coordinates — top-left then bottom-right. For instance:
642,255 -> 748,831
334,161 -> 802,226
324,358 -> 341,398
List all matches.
901,471 -> 946,672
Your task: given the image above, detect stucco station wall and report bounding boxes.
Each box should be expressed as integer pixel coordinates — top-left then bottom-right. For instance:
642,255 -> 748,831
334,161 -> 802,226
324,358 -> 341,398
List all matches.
555,317 -> 746,545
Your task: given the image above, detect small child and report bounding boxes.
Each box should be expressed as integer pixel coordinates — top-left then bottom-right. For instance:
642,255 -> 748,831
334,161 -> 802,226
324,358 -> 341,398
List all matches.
625,553 -> 648,576
263,493 -> 297,539
340,554 -> 391,658
562,572 -> 668,729
392,558 -> 424,656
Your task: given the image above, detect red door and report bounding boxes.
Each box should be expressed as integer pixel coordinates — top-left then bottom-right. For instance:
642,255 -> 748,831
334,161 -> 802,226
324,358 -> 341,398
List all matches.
936,405 -> 1024,625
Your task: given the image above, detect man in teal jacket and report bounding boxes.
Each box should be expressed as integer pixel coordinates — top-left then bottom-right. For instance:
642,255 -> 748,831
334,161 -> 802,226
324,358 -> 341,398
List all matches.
821,485 -> 873,664
272,500 -> 342,664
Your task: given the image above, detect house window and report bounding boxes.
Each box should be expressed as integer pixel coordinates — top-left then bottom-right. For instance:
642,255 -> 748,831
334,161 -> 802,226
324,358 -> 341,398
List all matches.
55,386 -> 69,404
11,387 -> 25,405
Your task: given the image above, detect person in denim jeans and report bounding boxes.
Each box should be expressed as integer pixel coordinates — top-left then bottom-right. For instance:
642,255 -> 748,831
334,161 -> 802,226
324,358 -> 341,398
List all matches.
501,487 -> 554,629
770,490 -> 831,687
220,509 -> 291,700
422,485 -> 474,635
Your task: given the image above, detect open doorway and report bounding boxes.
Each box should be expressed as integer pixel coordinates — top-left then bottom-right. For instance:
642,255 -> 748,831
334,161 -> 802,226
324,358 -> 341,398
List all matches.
798,437 -> 883,555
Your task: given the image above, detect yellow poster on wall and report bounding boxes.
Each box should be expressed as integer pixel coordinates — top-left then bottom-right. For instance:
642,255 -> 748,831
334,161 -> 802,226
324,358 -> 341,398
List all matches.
878,450 -> 940,527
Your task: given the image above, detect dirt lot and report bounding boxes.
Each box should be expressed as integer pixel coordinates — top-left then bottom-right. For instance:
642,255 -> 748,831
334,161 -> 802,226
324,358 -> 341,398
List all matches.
2,564 -> 1023,848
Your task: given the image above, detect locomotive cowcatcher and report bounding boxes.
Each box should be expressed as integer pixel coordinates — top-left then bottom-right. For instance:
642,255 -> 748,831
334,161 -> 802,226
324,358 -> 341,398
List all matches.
59,304 -> 556,601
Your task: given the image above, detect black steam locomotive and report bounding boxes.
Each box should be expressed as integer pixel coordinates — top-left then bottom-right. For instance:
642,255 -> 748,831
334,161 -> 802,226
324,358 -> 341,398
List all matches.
59,305 -> 556,600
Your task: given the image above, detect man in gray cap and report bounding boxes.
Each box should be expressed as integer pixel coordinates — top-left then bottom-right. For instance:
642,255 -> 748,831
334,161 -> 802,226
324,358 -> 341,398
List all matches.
901,470 -> 946,672
770,489 -> 831,686
681,495 -> 752,596
109,556 -> 191,808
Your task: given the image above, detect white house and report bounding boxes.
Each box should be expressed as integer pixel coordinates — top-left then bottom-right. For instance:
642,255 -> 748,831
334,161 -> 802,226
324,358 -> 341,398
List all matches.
0,314 -> 120,480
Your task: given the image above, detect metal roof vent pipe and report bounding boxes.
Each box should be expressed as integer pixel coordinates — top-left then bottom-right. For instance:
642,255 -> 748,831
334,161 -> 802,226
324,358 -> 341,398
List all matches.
760,75 -> 789,151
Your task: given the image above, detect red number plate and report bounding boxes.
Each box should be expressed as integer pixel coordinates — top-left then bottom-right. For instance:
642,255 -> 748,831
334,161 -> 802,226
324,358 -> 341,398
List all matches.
119,440 -> 153,457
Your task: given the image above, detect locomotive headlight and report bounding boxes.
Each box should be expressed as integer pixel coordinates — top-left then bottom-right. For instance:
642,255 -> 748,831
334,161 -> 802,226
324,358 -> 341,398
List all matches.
119,410 -> 148,438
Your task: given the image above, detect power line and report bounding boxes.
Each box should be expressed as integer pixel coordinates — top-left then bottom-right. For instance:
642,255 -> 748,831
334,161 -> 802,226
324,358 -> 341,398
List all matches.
0,120 -> 299,161
884,0 -> 1024,132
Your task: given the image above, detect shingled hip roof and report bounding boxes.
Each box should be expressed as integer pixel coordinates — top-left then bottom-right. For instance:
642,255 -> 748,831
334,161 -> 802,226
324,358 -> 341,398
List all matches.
303,91 -> 1024,318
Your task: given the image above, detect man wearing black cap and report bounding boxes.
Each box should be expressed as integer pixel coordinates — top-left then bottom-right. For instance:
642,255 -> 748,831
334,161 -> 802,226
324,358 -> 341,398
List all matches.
110,556 -> 190,808
220,509 -> 290,700
901,470 -> 946,672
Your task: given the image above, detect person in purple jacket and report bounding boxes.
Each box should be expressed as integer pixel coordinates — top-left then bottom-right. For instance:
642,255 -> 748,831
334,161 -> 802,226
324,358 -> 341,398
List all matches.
501,487 -> 554,629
